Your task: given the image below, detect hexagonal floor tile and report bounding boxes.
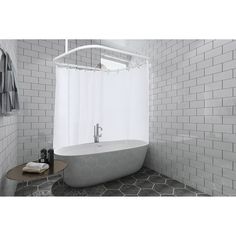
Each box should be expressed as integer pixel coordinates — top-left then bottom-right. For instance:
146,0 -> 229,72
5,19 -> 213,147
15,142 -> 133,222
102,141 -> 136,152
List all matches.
16,182 -> 27,190
39,181 -> 54,190
154,184 -> 174,195
51,183 -> 65,196
174,189 -> 196,196
102,190 -> 123,196
15,186 -> 37,196
84,185 -> 106,196
135,180 -> 154,189
51,181 -> 77,196
138,189 -> 160,196
160,174 -> 170,179
120,184 -> 140,195
166,179 -> 185,188
149,175 -> 166,184
103,180 -> 122,189
119,175 -> 136,184
32,190 -> 53,196
132,172 -> 149,180
144,168 -> 157,175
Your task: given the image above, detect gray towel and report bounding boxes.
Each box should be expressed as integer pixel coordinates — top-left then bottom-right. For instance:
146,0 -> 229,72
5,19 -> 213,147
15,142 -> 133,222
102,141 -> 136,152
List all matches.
0,48 -> 19,115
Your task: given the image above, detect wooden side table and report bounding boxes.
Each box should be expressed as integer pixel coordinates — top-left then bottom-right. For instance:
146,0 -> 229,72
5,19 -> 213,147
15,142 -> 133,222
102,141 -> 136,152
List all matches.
6,160 -> 68,194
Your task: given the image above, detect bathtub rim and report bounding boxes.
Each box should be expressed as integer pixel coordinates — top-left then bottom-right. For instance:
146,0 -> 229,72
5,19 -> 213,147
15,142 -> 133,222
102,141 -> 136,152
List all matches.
54,139 -> 149,157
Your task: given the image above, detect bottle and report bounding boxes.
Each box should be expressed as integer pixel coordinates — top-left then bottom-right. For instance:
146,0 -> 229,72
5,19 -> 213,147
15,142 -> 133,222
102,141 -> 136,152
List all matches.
48,149 -> 54,170
39,149 -> 47,163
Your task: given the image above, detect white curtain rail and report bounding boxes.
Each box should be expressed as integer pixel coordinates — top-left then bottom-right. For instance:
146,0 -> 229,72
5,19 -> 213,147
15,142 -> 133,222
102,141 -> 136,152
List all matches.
55,62 -> 102,71
53,43 -> 149,62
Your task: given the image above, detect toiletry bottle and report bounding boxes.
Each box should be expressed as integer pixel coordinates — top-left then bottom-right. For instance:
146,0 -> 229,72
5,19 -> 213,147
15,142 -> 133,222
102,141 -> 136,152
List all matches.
40,149 -> 47,163
48,149 -> 54,170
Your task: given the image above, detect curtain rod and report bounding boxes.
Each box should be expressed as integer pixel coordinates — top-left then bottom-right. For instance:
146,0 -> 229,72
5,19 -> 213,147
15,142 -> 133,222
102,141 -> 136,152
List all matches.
53,41 -> 149,62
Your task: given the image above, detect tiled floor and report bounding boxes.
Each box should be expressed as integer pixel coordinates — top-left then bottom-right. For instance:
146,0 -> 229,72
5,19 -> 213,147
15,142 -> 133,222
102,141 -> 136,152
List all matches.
15,167 -> 208,196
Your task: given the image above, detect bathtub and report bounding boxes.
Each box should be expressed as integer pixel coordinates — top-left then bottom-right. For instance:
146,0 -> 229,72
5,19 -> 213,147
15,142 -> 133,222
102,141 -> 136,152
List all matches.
54,140 -> 148,187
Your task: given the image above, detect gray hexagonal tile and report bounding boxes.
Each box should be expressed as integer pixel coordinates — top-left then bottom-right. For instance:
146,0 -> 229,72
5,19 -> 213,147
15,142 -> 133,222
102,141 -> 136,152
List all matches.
132,172 -> 149,180
138,189 -> 160,196
102,190 -> 123,196
154,184 -> 174,194
120,184 -> 140,195
119,175 -> 136,184
15,186 -> 37,196
149,175 -> 166,184
160,174 -> 170,179
104,180 -> 122,189
84,185 -> 106,196
32,190 -> 53,196
166,179 -> 185,188
144,168 -> 157,175
174,189 -> 196,196
135,180 -> 154,189
65,188 -> 85,196
39,181 -> 54,190
16,182 -> 27,190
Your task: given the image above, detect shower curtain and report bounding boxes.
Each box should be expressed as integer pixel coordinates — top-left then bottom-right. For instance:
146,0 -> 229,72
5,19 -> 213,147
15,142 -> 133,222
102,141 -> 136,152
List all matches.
53,64 -> 149,149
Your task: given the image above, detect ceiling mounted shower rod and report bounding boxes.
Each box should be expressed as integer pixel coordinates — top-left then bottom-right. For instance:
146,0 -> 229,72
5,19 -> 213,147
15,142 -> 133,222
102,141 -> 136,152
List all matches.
53,39 -> 149,62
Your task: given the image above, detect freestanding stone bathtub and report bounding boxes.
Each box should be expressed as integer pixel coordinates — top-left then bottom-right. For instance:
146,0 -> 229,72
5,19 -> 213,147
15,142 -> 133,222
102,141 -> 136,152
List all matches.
54,140 -> 148,187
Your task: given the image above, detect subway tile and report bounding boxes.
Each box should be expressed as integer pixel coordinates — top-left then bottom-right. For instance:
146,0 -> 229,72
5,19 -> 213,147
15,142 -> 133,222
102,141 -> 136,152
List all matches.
213,88 -> 232,98
196,124 -> 212,133
197,75 -> 212,85
214,124 -> 233,133
223,151 -> 236,161
213,141 -> 232,152
213,70 -> 233,81
223,78 -> 236,88
205,64 -> 222,75
223,169 -> 236,180
213,107 -> 232,115
205,116 -> 222,124
197,42 -> 212,54
214,174 -> 232,187
223,60 -> 236,71
223,40 -> 236,53
214,51 -> 233,65
205,81 -> 222,91
223,116 -> 236,124
205,47 -> 222,59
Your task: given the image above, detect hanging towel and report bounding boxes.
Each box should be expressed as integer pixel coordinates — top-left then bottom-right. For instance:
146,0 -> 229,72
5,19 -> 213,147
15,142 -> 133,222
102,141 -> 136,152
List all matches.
0,48 -> 19,115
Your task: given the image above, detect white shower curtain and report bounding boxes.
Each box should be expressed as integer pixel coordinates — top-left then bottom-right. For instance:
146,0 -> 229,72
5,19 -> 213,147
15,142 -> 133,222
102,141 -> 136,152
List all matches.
53,64 -> 149,149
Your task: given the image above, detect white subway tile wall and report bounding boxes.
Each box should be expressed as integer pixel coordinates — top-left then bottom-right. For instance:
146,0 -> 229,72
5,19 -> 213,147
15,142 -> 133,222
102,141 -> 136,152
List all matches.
139,40 -> 236,196
0,40 -> 18,195
17,40 -> 101,164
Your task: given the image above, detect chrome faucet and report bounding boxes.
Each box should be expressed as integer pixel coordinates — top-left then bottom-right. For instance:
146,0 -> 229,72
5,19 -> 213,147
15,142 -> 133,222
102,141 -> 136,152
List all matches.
94,123 -> 102,143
